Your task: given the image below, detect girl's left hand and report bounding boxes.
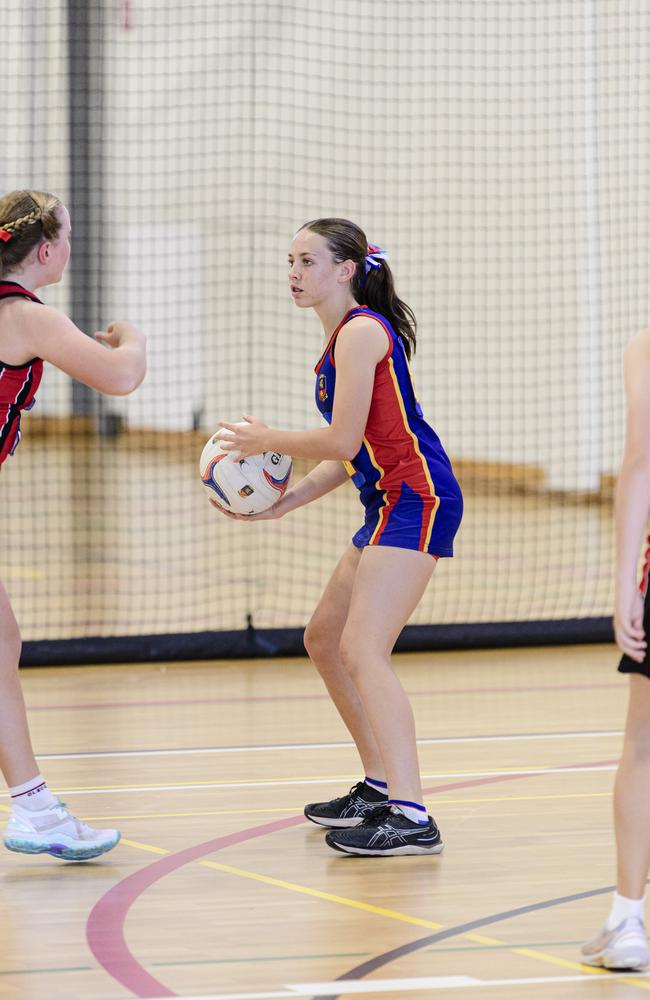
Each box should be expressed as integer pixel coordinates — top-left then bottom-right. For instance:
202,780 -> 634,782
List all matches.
217,415 -> 270,460
209,496 -> 287,521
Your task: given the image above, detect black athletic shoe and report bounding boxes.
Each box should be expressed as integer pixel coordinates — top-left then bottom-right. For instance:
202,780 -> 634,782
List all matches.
324,805 -> 444,856
304,781 -> 388,828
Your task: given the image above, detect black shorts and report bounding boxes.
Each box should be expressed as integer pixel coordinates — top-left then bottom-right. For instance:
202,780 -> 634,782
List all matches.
618,583 -> 650,679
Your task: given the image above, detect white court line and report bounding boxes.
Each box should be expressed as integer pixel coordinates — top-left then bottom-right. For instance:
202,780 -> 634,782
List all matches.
35,730 -> 623,762
293,978 -> 481,993
149,993 -> 291,999
0,764 -> 618,799
146,969 -> 650,999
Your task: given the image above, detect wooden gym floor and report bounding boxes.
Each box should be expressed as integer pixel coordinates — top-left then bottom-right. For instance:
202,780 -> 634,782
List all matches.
0,643 -> 646,1000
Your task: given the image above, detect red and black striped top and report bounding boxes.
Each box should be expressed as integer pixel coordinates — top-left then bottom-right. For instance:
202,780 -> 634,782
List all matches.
0,282 -> 44,466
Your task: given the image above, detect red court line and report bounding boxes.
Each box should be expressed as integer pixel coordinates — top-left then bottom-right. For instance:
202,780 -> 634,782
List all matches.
86,815 -> 306,998
29,681 -> 621,713
86,759 -> 618,998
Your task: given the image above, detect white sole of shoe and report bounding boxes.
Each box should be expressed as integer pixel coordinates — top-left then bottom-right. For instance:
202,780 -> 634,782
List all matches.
327,840 -> 445,857
304,814 -> 364,828
4,831 -> 120,861
584,952 -> 650,971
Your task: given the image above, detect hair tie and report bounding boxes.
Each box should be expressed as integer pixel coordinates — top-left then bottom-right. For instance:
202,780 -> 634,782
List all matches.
363,244 -> 388,277
0,229 -> 13,243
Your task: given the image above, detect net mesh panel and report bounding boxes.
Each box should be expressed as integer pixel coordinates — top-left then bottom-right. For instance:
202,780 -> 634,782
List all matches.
1,2 -> 649,646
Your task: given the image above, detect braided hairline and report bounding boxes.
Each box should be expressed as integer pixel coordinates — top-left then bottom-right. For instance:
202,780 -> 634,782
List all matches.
0,208 -> 43,235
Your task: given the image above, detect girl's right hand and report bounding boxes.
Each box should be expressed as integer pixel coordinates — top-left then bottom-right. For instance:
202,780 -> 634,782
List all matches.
96,320 -> 143,349
208,495 -> 288,521
614,587 -> 647,662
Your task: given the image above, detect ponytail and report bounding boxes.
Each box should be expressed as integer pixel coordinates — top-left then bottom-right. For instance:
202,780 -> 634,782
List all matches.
300,218 -> 418,359
351,247 -> 417,360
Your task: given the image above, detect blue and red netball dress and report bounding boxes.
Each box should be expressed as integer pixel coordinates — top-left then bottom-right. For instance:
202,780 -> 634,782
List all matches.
315,306 -> 463,557
0,282 -> 43,466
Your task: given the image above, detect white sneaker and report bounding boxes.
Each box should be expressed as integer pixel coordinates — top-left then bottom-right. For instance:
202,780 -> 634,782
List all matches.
581,917 -> 650,971
4,799 -> 120,861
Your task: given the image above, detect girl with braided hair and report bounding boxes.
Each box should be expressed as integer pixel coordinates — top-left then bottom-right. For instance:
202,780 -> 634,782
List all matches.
0,189 -> 146,860
216,218 -> 463,856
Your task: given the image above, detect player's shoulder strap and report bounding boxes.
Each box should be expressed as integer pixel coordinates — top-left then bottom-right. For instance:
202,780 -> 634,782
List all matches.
349,308 -> 424,417
331,305 -> 396,362
0,283 -> 44,370
0,282 -> 43,303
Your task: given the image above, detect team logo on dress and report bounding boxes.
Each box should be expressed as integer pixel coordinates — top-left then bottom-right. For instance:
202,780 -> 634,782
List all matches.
318,374 -> 328,402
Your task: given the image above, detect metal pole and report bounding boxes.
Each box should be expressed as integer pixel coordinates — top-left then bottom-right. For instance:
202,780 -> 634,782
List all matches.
67,0 -> 104,422
581,0 -> 603,492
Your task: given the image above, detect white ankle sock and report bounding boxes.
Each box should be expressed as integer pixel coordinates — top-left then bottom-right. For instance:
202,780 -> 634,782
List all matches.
388,799 -> 429,824
9,775 -> 56,813
606,891 -> 645,930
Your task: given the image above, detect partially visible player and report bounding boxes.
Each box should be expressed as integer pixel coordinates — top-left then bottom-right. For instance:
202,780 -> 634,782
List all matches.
216,218 -> 463,856
582,331 -> 650,969
0,189 -> 146,860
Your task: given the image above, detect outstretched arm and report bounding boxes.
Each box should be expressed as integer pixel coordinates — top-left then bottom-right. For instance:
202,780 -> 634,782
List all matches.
21,303 -> 146,395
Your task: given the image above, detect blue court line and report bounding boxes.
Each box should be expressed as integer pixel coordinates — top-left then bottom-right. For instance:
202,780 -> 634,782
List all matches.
312,883 -> 650,1000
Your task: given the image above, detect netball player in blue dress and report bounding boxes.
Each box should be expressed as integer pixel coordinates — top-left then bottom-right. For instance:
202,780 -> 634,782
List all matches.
581,330 -> 650,969
217,218 -> 462,857
0,189 -> 146,860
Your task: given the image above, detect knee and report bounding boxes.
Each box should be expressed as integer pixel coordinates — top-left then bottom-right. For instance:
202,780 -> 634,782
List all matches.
304,616 -> 337,667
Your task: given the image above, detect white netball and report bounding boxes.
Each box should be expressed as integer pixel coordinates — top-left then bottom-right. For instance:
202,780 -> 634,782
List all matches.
199,429 -> 292,515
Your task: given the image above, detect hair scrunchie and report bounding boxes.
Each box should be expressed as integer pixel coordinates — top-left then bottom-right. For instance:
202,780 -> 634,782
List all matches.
364,244 -> 388,277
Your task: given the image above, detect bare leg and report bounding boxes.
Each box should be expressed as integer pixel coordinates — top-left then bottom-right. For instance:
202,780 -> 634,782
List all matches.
0,581 -> 40,787
339,545 -> 436,804
0,583 -> 121,859
614,673 -> 650,898
304,544 -> 385,780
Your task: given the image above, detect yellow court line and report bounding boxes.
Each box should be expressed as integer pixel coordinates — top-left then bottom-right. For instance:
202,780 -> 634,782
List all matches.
433,791 -> 612,805
120,839 -> 442,931
116,838 -> 650,992
83,808 -> 300,821
512,948 -> 650,989
464,934 -> 650,988
120,838 -> 169,856
467,934 -> 506,946
1,789 -> 612,825
39,775 -> 366,793
92,777 -> 355,791
514,948 -> 607,974
9,765 -> 612,796
81,791 -> 613,823
122,839 -> 445,930
200,858 -> 445,930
